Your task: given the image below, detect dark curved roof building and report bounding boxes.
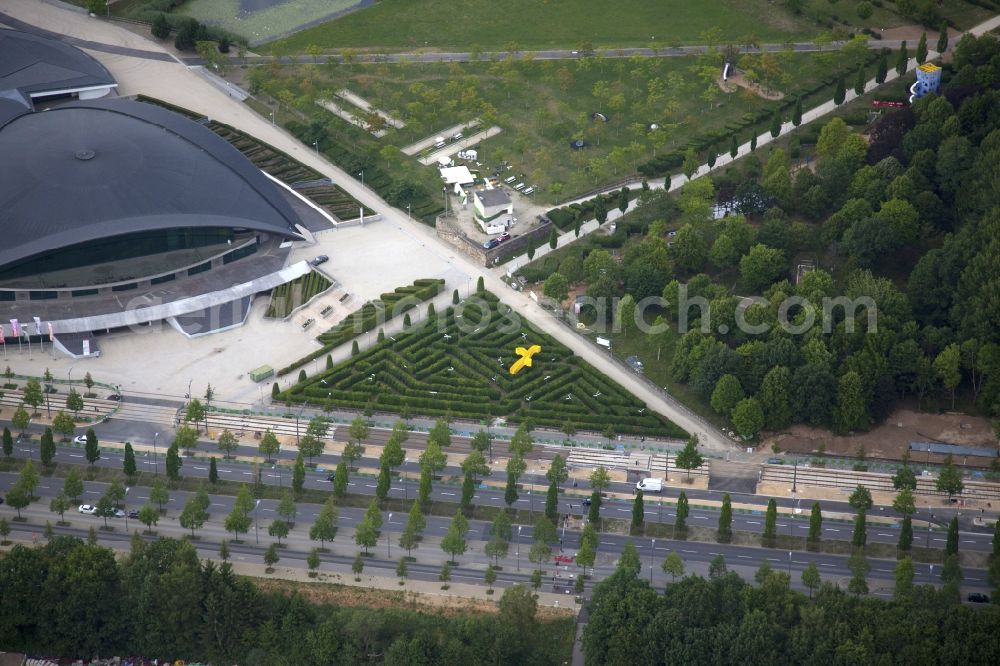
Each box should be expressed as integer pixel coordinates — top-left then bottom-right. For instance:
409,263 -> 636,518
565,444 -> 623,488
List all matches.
0,98 -> 302,273
0,29 -> 310,355
0,27 -> 116,118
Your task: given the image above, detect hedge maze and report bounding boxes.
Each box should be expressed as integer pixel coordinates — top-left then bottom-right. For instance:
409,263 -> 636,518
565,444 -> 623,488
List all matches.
280,292 -> 687,438
277,278 -> 444,376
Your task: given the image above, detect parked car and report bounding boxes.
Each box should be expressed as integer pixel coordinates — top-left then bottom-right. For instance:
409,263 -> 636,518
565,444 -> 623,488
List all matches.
128,509 -> 139,519
73,435 -> 87,445
106,393 -> 121,401
766,457 -> 784,465
497,232 -> 511,243
967,592 -> 991,603
112,508 -> 126,518
483,239 -> 500,250
310,255 -> 329,266
78,504 -> 97,515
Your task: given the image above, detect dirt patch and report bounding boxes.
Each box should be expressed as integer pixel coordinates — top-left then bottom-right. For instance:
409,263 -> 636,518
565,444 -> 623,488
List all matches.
717,70 -> 784,101
248,569 -> 575,620
767,408 -> 998,463
253,576 -> 497,616
878,24 -> 954,44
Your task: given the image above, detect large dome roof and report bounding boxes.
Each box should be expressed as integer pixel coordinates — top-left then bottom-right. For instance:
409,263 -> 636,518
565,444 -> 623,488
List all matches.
0,98 -> 303,270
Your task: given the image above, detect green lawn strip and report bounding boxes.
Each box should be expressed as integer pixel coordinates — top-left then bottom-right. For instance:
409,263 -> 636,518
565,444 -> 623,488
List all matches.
279,291 -> 687,437
265,0 -> 814,52
264,271 -> 333,319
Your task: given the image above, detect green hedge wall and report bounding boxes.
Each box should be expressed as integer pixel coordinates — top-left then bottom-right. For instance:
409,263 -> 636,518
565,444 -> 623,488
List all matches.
277,291 -> 688,438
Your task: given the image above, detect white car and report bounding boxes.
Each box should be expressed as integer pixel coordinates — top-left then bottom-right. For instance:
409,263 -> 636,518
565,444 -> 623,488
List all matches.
111,508 -> 126,518
73,435 -> 87,444
78,504 -> 97,515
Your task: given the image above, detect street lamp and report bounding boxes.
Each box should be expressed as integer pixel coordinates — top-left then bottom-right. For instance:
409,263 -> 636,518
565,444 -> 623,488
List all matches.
270,110 -> 275,126
650,539 -> 656,584
926,509 -> 934,548
254,499 -> 261,545
406,204 -> 411,221
313,140 -> 319,155
273,464 -> 282,488
358,170 -> 364,189
295,401 -> 308,443
124,486 -> 131,532
387,512 -> 393,558
516,525 -> 523,572
152,432 -> 159,476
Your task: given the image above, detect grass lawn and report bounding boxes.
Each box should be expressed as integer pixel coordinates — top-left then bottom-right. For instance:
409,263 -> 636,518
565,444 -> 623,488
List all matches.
606,325 -> 728,431
178,0 -> 361,45
265,0 -> 813,52
257,47 -> 863,202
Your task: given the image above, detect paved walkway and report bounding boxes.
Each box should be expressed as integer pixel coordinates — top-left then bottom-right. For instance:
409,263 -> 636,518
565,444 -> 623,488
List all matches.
0,9 -> 177,62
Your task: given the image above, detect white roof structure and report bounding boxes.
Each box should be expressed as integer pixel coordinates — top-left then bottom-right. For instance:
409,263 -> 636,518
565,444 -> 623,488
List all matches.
439,165 -> 475,185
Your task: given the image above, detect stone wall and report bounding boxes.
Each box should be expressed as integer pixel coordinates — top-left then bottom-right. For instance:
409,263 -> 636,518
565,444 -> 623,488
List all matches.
434,214 -> 555,267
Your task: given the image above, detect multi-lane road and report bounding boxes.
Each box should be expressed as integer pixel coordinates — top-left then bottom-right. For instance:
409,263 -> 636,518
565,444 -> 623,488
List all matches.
1,470 -> 992,599
4,428 -> 997,558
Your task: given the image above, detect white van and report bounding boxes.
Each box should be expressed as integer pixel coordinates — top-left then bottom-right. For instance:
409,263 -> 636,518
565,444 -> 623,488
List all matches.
636,478 -> 663,493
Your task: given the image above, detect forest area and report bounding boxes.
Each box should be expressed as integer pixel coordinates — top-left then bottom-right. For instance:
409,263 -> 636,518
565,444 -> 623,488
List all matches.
530,33 -> 1000,442
0,537 -> 573,664
583,543 -> 1000,665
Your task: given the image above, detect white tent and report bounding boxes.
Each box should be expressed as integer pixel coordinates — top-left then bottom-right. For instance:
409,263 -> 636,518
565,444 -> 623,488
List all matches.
439,165 -> 475,185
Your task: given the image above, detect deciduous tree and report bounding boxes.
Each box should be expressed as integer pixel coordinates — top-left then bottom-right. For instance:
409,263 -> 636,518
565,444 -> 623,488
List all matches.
309,497 -> 338,549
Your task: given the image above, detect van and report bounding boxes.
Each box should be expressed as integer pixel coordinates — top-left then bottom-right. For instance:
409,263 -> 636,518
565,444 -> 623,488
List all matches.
636,478 -> 663,493
434,141 -> 446,149
595,336 -> 611,349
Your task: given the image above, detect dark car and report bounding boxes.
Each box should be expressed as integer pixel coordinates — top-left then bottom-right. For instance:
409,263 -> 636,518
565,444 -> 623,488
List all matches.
482,239 -> 500,250
582,497 -> 592,506
107,393 -> 121,401
128,509 -> 139,519
310,255 -> 329,266
967,592 -> 990,603
326,473 -> 336,482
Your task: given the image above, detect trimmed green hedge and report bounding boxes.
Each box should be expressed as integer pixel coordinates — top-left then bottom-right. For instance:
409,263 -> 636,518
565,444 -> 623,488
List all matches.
276,278 -> 444,376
